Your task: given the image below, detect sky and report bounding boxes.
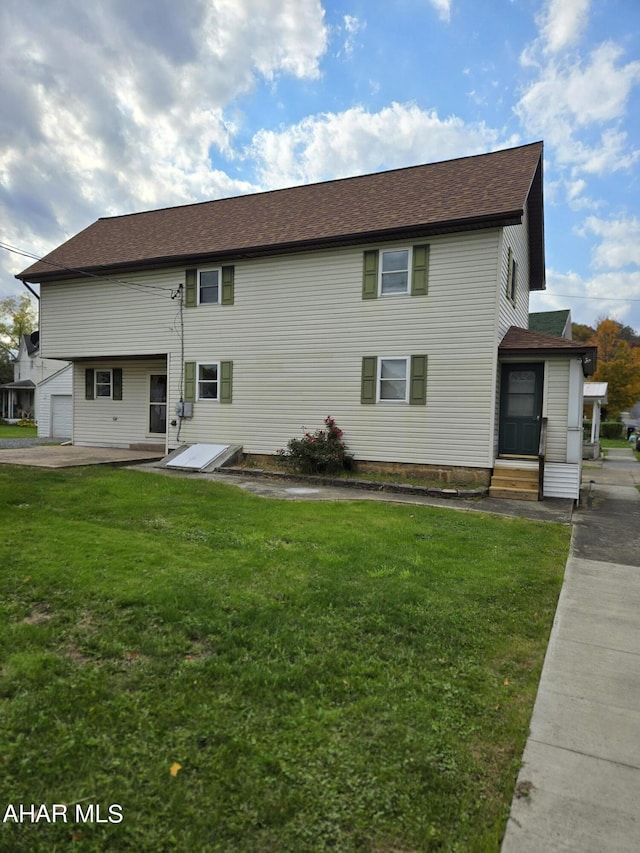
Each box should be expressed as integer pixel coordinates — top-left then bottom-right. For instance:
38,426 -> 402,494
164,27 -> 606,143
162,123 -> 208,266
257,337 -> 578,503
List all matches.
1,0 -> 640,333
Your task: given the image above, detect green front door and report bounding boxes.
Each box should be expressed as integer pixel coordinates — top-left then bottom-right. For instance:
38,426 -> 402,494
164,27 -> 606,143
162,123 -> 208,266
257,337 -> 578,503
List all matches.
499,364 -> 544,456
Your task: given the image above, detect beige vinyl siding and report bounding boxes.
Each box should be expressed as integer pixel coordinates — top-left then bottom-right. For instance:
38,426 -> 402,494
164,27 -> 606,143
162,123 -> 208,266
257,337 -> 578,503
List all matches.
543,360 -> 569,462
42,230 -> 503,467
498,216 -> 530,339
73,359 -> 166,447
40,270 -> 179,359
176,231 -> 501,467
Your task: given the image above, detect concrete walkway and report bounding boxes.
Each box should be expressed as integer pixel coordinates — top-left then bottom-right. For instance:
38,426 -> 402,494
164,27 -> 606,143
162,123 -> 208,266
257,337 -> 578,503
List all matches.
502,447 -> 640,852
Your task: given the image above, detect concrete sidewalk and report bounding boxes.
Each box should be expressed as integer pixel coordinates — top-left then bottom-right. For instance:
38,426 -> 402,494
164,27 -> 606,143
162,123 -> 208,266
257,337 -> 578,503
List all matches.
502,447 -> 640,852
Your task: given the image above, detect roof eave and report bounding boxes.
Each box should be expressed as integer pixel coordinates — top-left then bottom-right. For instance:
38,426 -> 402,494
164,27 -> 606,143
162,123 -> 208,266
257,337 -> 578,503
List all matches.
17,211 -> 523,284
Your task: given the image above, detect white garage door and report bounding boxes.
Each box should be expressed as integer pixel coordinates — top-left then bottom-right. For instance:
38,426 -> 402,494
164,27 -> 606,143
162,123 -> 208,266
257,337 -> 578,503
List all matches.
51,395 -> 72,437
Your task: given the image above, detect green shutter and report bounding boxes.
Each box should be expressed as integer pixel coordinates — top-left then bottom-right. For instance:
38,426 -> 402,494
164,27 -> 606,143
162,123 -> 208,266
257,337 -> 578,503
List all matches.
112,368 -> 123,400
411,244 -> 430,296
185,269 -> 197,307
184,362 -> 196,402
221,266 -> 234,305
409,355 -> 427,405
85,368 -> 95,400
506,247 -> 513,299
361,356 -> 377,404
362,251 -> 379,300
220,361 -> 233,403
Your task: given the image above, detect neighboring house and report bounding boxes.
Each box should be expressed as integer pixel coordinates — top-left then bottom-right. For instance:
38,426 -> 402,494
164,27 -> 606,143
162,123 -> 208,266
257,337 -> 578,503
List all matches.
0,332 -> 72,436
529,309 -> 572,340
17,142 -> 597,500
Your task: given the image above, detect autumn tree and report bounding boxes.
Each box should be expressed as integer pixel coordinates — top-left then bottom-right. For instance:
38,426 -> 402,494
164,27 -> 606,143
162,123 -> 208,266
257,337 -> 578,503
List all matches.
0,294 -> 37,358
0,294 -> 38,385
587,318 -> 640,417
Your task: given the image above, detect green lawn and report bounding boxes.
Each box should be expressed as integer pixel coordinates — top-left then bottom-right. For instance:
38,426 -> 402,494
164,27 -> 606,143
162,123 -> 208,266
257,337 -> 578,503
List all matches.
0,466 -> 570,852
0,423 -> 37,439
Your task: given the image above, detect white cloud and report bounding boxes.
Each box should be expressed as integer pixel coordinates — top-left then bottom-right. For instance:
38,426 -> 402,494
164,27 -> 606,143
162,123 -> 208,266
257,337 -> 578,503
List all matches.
581,216 -> 640,269
517,38 -> 640,184
0,0 -> 327,221
428,0 -> 452,23
537,0 -> 590,54
0,0 -> 327,292
248,102 -> 516,187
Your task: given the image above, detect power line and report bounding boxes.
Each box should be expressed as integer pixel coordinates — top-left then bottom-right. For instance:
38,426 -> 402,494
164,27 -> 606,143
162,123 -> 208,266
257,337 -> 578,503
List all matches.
543,291 -> 640,303
0,240 -> 177,298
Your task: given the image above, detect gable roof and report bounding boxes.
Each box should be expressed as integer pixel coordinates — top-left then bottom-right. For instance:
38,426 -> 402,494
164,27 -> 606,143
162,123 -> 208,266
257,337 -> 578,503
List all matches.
18,142 -> 545,289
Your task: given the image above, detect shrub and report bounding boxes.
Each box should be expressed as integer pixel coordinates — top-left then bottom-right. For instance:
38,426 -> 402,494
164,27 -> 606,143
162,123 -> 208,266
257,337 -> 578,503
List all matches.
277,416 -> 349,474
601,420 -> 624,440
17,418 -> 36,428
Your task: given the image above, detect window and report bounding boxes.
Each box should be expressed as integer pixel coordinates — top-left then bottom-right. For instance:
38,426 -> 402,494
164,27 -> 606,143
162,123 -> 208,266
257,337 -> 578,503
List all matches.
184,361 -> 233,403
185,266 -> 235,307
378,358 -> 409,401
84,368 -> 122,400
199,269 -> 220,304
362,245 -> 429,299
197,362 -> 219,400
361,355 -> 427,405
380,249 -> 410,295
95,369 -> 113,398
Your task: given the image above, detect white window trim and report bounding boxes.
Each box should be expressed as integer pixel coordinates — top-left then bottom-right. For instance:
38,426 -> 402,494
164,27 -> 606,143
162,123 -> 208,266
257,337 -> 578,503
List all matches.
197,267 -> 221,305
196,361 -> 220,401
377,356 -> 409,403
95,368 -> 113,399
378,247 -> 412,296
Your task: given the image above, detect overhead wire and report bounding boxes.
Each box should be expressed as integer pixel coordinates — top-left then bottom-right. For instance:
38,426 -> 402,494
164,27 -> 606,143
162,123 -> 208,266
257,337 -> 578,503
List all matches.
0,239 -> 178,298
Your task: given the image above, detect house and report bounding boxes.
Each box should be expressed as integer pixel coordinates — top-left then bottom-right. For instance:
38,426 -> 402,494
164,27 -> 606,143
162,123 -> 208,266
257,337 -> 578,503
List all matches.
17,141 -> 596,500
529,309 -> 572,340
0,332 -> 72,435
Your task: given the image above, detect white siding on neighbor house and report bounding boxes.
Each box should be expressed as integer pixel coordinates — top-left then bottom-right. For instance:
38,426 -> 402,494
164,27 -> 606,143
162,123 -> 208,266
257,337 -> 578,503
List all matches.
37,365 -> 73,437
73,359 -> 167,447
42,231 -> 506,467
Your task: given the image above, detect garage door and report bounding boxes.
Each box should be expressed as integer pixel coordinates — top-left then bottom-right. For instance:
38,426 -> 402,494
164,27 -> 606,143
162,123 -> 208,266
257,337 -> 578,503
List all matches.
51,395 -> 72,438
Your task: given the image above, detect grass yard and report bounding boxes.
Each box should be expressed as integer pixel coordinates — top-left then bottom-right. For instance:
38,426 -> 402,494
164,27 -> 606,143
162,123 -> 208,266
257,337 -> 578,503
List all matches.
0,466 -> 570,852
0,423 -> 38,439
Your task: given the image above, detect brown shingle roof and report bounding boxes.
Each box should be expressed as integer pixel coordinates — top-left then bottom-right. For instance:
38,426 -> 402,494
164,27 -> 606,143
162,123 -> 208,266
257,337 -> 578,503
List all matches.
18,142 -> 544,285
500,326 -> 597,356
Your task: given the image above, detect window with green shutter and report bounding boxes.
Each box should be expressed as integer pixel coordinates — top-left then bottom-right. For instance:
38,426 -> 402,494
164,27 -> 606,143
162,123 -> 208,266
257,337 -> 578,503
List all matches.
362,245 -> 430,298
184,361 -> 233,403
185,266 -> 235,307
361,356 -> 427,405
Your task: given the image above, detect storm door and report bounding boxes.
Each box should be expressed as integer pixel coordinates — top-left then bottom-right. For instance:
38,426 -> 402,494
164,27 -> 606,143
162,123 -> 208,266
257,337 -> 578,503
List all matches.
499,363 -> 544,456
148,373 -> 167,434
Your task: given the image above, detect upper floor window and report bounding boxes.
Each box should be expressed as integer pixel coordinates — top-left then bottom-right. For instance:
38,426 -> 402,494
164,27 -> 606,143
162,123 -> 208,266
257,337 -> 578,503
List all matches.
362,245 -> 429,299
380,249 -> 410,295
199,269 -> 220,304
185,266 -> 235,307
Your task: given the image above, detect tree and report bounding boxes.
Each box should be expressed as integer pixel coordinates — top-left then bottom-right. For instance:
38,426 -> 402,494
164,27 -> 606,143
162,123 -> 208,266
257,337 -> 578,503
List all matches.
0,294 -> 38,360
587,319 -> 640,417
